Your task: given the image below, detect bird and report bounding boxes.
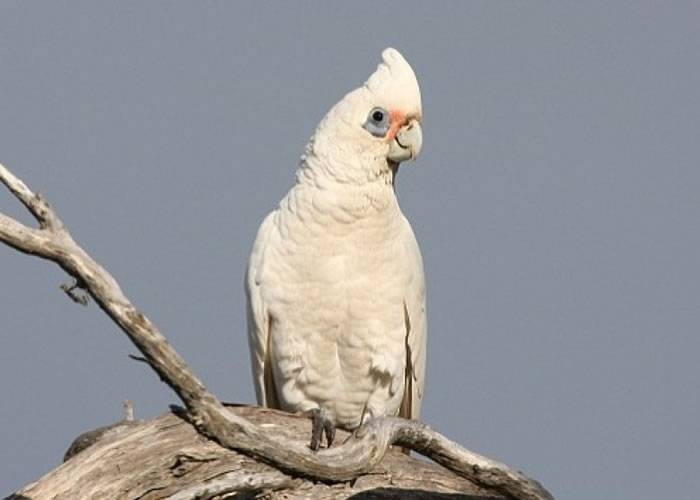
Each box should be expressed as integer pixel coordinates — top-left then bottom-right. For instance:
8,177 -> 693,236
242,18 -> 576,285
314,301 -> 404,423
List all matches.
245,48 -> 426,451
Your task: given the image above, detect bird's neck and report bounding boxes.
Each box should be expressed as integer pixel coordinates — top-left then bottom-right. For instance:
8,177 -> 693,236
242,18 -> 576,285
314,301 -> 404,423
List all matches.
292,152 -> 400,222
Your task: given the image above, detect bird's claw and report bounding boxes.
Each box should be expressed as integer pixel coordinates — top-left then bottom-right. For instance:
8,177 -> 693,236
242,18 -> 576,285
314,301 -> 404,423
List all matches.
310,408 -> 336,451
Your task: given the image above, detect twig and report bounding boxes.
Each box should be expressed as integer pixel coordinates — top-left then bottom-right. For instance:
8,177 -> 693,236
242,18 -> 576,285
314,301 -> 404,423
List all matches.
129,353 -> 150,364
123,400 -> 135,422
0,162 -> 554,500
61,278 -> 90,305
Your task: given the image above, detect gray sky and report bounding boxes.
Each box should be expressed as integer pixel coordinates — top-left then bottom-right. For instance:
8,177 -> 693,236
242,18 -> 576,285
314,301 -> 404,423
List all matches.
1,2 -> 698,499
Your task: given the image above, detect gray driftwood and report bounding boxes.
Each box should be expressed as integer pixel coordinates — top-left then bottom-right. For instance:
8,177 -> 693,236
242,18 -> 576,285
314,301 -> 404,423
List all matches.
12,406 -> 505,500
0,162 -> 554,500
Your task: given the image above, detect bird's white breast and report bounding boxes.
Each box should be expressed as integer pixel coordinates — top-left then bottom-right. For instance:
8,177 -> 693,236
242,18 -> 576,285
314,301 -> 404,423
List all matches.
259,179 -> 411,428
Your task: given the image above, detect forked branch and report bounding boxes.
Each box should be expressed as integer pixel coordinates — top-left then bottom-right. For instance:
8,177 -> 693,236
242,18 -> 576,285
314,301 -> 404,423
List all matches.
0,162 -> 554,500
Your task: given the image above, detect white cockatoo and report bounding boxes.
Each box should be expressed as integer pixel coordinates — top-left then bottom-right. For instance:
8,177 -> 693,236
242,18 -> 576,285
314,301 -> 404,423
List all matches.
245,48 -> 426,450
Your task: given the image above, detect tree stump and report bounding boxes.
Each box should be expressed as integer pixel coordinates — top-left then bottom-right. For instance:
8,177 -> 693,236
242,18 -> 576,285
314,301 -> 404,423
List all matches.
8,405 -> 503,500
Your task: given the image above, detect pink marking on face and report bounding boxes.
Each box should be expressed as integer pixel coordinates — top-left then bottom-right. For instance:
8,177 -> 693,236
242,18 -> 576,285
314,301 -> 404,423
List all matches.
387,110 -> 407,140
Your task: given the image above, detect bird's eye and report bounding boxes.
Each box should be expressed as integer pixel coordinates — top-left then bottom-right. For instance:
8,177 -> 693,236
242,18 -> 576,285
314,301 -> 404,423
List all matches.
363,107 -> 390,137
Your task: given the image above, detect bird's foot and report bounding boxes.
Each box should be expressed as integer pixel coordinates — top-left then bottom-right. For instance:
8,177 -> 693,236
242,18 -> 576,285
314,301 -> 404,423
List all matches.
309,408 -> 336,451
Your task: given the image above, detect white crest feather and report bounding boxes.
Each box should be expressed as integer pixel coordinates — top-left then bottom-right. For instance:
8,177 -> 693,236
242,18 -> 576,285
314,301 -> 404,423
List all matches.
364,48 -> 422,117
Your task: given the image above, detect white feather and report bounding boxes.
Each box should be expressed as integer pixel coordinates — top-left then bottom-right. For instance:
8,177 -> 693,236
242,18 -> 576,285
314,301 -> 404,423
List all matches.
245,48 -> 426,427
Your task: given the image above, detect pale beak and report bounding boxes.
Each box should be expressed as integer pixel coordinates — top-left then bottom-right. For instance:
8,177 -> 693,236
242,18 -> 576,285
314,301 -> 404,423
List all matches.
387,119 -> 422,163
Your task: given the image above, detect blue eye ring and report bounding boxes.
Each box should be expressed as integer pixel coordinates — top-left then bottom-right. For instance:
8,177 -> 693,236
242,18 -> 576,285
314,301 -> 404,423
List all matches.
363,106 -> 390,137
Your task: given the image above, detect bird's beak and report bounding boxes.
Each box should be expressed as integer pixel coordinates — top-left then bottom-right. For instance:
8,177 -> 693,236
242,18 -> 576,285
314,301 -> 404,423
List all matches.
387,119 -> 422,163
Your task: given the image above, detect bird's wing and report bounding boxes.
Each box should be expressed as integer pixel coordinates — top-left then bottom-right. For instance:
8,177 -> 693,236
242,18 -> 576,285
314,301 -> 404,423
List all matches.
399,216 -> 427,420
245,211 -> 280,408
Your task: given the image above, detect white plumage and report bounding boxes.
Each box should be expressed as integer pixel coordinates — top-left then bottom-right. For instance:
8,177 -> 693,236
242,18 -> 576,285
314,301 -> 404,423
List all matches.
245,48 -> 426,432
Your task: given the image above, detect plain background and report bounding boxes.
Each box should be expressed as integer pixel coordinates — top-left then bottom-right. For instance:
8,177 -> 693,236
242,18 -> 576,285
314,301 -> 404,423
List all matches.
1,3 -> 698,499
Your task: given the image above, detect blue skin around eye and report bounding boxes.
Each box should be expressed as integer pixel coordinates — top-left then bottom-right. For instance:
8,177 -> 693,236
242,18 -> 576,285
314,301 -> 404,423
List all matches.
363,107 -> 390,137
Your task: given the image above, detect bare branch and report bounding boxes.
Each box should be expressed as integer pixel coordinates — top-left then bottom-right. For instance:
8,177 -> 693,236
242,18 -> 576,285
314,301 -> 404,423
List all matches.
0,162 -> 554,500
0,163 -> 63,231
0,210 -> 55,258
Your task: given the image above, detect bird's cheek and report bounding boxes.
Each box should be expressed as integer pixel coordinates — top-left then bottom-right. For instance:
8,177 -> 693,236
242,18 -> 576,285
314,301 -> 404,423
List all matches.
386,110 -> 406,141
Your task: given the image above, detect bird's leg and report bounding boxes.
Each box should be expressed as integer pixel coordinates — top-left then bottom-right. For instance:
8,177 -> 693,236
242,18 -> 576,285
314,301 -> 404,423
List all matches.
324,417 -> 336,448
309,408 -> 336,451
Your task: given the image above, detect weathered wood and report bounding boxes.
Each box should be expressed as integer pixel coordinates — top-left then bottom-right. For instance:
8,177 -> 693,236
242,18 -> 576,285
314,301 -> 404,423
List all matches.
63,400 -> 137,461
0,162 -> 554,500
10,406 -> 503,500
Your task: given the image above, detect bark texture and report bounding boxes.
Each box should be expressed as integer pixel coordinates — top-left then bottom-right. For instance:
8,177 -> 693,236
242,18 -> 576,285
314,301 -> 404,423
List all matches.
9,406 -> 506,500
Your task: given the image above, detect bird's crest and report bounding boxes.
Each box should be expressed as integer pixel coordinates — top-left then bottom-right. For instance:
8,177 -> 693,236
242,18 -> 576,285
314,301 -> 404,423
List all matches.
364,48 -> 422,118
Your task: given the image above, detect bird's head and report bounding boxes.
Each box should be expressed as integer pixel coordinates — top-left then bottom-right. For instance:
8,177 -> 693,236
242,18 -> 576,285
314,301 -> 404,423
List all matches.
305,48 -> 423,183
358,48 -> 422,165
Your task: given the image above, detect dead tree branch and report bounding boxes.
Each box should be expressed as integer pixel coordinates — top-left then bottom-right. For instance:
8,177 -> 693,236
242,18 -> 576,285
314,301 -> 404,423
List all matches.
17,407 -> 499,499
0,162 -> 554,500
